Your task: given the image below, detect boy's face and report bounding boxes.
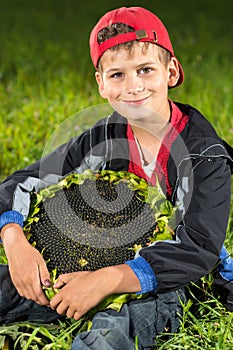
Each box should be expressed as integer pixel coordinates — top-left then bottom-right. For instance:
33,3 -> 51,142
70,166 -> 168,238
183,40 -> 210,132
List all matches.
95,42 -> 180,123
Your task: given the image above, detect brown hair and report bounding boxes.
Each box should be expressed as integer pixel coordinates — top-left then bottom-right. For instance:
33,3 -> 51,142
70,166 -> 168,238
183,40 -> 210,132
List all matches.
97,23 -> 171,69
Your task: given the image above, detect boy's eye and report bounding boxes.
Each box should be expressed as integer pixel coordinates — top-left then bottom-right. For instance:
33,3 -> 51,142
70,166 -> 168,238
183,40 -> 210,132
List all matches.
110,72 -> 124,78
138,67 -> 153,75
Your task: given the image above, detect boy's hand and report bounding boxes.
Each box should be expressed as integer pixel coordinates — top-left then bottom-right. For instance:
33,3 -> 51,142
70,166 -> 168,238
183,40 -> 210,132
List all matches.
49,271 -> 101,319
49,264 -> 141,320
1,224 -> 50,306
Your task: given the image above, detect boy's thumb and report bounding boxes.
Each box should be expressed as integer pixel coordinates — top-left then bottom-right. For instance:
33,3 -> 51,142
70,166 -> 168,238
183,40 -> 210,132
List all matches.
39,262 -> 51,287
43,279 -> 51,287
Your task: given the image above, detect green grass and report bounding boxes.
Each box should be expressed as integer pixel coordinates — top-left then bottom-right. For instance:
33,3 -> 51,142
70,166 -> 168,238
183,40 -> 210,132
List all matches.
0,0 -> 233,348
155,279 -> 233,349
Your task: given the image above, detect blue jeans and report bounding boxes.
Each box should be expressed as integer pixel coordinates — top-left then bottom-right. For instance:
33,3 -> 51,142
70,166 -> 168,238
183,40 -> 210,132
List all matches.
0,264 -> 62,324
0,265 -> 186,349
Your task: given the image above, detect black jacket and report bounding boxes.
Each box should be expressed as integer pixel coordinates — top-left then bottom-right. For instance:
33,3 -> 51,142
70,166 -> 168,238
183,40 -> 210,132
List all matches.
0,102 -> 232,293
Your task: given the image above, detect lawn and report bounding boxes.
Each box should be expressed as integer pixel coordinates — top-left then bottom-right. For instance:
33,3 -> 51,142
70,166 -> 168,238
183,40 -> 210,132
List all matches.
0,0 -> 233,348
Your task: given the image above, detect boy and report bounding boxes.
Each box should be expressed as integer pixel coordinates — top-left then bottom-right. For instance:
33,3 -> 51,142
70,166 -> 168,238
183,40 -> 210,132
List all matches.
0,6 -> 233,349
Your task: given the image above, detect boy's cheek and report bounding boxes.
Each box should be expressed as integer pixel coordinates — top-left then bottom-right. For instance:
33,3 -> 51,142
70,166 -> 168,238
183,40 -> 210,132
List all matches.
100,88 -> 110,99
100,86 -> 118,100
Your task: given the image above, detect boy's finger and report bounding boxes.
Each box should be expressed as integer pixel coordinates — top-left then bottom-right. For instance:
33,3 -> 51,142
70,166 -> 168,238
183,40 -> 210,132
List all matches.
38,261 -> 51,287
53,279 -> 66,288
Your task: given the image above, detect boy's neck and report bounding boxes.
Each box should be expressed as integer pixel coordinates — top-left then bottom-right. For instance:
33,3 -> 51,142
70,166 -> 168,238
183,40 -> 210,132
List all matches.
130,103 -> 170,144
129,101 -> 171,164
130,123 -> 169,164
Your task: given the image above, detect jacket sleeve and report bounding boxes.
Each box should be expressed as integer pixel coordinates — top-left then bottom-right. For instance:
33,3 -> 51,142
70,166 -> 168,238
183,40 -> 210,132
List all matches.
138,156 -> 232,293
0,130 -> 93,228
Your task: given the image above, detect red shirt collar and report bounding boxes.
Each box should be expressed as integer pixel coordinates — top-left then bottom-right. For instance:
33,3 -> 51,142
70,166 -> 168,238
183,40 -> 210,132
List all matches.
127,101 -> 189,194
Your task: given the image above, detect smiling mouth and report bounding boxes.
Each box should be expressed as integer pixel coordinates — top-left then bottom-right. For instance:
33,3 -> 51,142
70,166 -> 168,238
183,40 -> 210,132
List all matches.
121,96 -> 150,106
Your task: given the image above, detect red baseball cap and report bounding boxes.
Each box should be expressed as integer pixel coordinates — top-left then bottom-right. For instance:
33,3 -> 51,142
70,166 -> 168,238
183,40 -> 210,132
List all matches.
89,7 -> 184,87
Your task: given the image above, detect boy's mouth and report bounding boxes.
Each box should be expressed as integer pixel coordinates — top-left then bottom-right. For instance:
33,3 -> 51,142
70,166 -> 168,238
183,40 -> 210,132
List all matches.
121,96 -> 150,106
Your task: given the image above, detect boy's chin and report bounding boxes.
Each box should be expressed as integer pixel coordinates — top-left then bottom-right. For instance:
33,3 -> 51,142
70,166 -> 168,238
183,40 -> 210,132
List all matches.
111,102 -> 165,125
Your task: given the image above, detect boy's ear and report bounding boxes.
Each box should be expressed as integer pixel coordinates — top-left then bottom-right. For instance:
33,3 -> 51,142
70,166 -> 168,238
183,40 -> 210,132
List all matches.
168,57 -> 180,88
95,71 -> 107,98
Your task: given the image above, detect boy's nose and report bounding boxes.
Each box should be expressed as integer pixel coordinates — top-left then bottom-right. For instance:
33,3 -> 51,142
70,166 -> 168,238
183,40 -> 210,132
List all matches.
126,76 -> 144,95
